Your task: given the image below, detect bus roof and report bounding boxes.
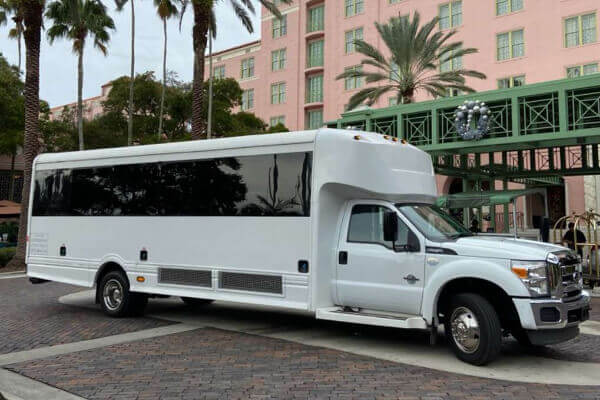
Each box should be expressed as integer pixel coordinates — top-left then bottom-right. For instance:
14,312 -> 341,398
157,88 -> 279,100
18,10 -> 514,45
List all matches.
34,130 -> 320,165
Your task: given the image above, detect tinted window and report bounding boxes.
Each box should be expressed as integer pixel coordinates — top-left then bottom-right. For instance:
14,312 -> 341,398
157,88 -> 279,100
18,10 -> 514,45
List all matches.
33,152 -> 312,217
347,204 -> 410,249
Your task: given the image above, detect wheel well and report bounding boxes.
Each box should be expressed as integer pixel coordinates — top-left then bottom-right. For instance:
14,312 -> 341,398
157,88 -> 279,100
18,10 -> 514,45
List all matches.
436,278 -> 521,330
95,262 -> 126,303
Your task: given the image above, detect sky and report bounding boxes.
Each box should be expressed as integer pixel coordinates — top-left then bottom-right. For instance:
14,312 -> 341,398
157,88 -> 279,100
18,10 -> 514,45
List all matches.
0,1 -> 262,108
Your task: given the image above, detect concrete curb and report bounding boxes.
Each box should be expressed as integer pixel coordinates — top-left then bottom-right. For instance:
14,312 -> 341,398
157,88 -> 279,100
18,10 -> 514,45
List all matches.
0,369 -> 85,400
0,273 -> 25,280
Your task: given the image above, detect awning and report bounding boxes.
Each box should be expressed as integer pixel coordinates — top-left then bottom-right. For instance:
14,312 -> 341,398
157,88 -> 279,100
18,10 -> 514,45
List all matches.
436,189 -> 544,209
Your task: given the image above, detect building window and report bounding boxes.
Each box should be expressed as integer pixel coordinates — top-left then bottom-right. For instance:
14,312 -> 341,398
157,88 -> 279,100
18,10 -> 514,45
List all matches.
306,74 -> 324,103
496,29 -> 524,60
439,1 -> 462,30
307,109 -> 324,129
307,5 -> 324,32
271,49 -> 286,71
565,13 -> 596,48
388,97 -> 398,106
241,57 -> 255,79
271,82 -> 286,104
344,65 -> 363,90
241,89 -> 254,110
498,75 -> 525,88
345,27 -> 363,54
270,115 -> 285,127
440,45 -> 462,72
345,0 -> 363,17
389,0 -> 403,3
567,63 -> 599,78
496,0 -> 523,16
213,65 -> 225,79
272,15 -> 287,38
307,40 -> 324,68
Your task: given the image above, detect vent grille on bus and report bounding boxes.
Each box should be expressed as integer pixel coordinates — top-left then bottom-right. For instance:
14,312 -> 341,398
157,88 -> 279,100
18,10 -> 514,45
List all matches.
158,268 -> 212,287
219,272 -> 282,294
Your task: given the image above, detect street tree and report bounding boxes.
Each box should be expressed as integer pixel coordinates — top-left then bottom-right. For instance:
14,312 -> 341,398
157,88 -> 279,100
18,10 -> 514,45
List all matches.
0,0 -> 25,74
46,0 -> 115,150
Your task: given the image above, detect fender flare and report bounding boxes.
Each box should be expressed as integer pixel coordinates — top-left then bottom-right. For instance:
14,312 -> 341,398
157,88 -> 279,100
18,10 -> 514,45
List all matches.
93,254 -> 130,286
421,258 -> 529,324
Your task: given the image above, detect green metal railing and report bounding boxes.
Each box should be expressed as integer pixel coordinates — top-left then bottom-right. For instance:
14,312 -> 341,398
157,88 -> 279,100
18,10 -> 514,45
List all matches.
329,75 -> 600,155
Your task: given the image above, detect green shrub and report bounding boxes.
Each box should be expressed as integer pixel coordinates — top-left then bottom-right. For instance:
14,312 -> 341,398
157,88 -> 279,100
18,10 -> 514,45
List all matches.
0,247 -> 16,268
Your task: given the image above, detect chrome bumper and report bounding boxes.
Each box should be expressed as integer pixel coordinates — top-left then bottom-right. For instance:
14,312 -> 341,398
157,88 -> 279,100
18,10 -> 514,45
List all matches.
513,291 -> 591,330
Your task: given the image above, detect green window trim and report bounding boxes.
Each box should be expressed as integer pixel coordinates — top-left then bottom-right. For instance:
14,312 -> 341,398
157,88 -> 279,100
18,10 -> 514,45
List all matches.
270,115 -> 286,127
345,0 -> 364,17
440,46 -> 463,72
345,27 -> 363,54
566,63 -> 599,78
306,74 -> 324,103
496,29 -> 524,61
241,57 -> 255,79
241,89 -> 254,110
271,49 -> 286,71
497,75 -> 525,88
439,1 -> 462,30
496,0 -> 523,16
272,15 -> 288,38
307,40 -> 324,68
213,65 -> 225,79
307,5 -> 325,32
564,13 -> 597,48
270,82 -> 286,105
306,109 -> 324,129
344,65 -> 363,91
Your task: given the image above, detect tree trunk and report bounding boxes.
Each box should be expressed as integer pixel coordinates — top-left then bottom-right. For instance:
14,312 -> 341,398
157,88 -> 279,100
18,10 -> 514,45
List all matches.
8,152 -> 15,202
77,46 -> 84,150
191,2 -> 210,140
9,0 -> 43,271
158,17 -> 167,140
127,0 -> 135,146
17,31 -> 22,75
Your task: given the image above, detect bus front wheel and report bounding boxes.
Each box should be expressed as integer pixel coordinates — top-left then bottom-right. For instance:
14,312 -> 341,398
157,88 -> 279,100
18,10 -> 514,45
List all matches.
99,270 -> 147,317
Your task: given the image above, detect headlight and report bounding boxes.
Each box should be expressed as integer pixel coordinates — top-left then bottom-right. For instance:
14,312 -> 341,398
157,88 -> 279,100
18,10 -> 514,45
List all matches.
511,260 -> 549,297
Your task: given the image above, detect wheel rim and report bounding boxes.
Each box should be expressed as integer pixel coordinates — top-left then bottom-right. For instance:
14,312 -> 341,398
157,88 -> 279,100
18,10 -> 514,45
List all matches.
450,306 -> 480,354
103,279 -> 124,311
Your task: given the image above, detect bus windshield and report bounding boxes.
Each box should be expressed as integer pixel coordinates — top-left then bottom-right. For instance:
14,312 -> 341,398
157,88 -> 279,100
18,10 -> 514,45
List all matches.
396,204 -> 472,242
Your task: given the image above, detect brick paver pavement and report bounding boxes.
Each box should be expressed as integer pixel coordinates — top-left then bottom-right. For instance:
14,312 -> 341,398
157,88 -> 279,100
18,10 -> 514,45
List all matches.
9,328 -> 600,400
0,277 -> 172,355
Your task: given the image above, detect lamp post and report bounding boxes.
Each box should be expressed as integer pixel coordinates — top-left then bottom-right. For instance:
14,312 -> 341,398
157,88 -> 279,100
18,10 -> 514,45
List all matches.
207,27 -> 214,139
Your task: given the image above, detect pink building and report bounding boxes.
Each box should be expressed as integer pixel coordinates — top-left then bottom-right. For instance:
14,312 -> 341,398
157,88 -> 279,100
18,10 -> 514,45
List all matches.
206,0 -> 599,228
206,0 -> 598,131
49,81 -> 113,122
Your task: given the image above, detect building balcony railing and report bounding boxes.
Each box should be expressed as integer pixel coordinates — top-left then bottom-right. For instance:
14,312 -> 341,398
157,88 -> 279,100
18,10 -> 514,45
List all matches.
329,75 -> 600,155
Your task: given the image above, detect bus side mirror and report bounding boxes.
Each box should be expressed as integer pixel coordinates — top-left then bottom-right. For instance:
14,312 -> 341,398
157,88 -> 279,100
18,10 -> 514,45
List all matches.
383,211 -> 398,243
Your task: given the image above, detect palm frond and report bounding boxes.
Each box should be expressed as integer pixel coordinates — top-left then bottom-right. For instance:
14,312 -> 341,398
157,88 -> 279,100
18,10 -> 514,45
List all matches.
229,0 -> 253,33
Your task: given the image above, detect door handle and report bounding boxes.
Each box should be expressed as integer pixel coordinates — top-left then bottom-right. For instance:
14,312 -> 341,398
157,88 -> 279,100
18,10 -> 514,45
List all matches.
403,274 -> 420,283
339,251 -> 348,265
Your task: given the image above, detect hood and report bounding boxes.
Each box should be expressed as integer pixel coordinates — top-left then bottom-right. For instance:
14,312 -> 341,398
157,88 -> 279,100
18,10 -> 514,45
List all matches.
440,235 -> 568,260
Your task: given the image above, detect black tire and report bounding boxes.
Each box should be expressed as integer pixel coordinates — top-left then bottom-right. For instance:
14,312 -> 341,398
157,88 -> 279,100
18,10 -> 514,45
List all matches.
181,297 -> 214,307
444,293 -> 502,365
98,270 -> 147,317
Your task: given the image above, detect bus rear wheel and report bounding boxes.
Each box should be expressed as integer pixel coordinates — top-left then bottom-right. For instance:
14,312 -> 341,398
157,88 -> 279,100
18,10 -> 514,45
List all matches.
99,271 -> 147,317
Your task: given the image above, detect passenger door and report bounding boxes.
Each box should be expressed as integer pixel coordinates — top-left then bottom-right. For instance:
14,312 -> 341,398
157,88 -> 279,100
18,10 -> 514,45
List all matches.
336,202 -> 425,315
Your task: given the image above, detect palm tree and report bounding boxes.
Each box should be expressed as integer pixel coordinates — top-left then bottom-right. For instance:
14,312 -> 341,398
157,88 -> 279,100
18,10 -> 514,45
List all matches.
114,0 -> 135,146
336,13 -> 486,110
46,0 -> 115,151
0,0 -> 25,74
7,0 -> 45,271
179,0 -> 289,140
154,0 -> 178,140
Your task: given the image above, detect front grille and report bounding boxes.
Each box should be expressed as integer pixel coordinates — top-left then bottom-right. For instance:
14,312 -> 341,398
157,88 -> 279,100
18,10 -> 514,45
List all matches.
219,272 -> 282,294
158,268 -> 212,287
548,251 -> 583,299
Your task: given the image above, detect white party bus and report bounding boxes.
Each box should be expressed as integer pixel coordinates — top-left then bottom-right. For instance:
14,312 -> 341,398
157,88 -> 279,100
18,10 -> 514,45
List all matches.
26,128 -> 590,365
